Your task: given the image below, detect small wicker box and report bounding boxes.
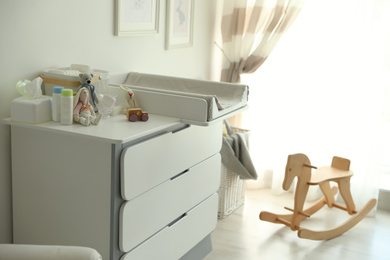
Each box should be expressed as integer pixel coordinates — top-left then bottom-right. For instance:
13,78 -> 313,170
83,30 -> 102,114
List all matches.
218,127 -> 249,218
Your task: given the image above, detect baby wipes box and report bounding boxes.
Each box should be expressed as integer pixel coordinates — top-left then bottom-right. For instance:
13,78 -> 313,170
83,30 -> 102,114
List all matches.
11,96 -> 52,124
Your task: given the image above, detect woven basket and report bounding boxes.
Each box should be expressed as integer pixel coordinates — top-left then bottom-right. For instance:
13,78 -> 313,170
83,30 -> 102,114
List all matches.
218,127 -> 249,218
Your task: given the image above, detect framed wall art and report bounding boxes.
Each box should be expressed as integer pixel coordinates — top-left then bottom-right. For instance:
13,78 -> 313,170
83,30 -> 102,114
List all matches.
165,0 -> 194,49
115,0 -> 160,36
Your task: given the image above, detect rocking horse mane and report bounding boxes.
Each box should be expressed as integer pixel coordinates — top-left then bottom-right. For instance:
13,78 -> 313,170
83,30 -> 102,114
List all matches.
283,153 -> 312,191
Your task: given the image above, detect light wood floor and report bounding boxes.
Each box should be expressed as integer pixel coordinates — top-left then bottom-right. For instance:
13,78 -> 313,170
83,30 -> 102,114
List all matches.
204,189 -> 390,260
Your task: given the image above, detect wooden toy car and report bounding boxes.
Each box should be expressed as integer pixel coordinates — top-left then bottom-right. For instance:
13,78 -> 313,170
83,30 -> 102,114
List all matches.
126,108 -> 149,122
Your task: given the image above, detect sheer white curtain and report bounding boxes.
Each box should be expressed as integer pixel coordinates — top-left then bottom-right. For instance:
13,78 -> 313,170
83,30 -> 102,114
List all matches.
219,0 -> 306,83
241,0 -> 389,212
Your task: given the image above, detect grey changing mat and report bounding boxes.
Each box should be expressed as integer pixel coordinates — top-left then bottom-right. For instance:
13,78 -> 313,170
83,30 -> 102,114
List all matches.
123,72 -> 248,120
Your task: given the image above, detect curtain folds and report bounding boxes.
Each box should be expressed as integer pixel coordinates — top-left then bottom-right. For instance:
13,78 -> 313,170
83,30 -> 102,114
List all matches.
220,0 -> 305,83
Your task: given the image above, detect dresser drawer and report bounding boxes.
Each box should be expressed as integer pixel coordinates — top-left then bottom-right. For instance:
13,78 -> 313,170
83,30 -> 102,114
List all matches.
121,193 -> 218,260
119,153 -> 220,252
120,123 -> 222,201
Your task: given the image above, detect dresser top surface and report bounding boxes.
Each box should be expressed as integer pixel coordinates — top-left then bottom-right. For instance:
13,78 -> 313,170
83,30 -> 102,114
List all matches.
4,114 -> 182,144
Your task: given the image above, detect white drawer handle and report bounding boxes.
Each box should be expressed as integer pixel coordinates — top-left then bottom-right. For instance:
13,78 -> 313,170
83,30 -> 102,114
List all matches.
171,124 -> 190,134
170,169 -> 189,181
168,213 -> 187,227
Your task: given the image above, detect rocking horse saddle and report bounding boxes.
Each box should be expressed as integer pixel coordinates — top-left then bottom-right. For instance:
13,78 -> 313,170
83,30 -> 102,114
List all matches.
308,156 -> 353,184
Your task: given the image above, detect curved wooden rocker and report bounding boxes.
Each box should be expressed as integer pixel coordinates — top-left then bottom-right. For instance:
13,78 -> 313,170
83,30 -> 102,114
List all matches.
259,153 -> 377,240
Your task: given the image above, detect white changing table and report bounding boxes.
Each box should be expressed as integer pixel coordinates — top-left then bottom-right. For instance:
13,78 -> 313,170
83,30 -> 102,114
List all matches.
5,114 -> 222,260
6,74 -> 249,260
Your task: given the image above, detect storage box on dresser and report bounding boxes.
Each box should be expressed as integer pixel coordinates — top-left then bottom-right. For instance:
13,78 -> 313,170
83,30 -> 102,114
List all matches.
8,115 -> 222,260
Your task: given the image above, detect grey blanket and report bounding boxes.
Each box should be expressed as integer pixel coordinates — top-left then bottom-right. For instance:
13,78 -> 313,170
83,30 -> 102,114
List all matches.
220,133 -> 258,180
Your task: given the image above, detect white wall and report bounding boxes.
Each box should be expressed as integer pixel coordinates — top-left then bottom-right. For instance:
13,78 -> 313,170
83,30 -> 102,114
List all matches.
0,0 -> 223,243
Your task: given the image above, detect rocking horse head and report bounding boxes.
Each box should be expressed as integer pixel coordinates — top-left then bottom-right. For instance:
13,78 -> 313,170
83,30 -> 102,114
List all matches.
283,153 -> 313,191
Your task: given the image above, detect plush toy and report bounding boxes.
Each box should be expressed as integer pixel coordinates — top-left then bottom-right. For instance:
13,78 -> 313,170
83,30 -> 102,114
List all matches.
77,73 -> 99,108
120,85 -> 137,108
119,85 -> 149,122
73,87 -> 102,126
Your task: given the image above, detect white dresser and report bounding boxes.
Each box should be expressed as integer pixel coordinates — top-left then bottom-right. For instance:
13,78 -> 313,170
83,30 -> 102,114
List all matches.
7,114 -> 222,260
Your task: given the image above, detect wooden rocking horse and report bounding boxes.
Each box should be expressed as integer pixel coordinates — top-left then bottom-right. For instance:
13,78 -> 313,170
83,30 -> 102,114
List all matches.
259,153 -> 377,240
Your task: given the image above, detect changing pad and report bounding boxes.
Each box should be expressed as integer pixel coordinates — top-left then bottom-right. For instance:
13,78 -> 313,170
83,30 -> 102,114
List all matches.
111,72 -> 249,124
124,72 -> 247,111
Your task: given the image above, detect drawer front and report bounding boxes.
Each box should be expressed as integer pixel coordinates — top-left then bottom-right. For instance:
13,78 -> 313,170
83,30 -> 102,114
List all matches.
121,193 -> 218,260
121,123 -> 222,201
119,154 -> 221,252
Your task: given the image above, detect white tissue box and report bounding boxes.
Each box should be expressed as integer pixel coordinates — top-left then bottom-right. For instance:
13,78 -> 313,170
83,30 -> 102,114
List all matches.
11,96 -> 52,124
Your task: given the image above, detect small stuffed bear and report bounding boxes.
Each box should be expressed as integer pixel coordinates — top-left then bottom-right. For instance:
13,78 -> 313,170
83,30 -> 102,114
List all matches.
77,73 -> 99,108
73,87 -> 102,126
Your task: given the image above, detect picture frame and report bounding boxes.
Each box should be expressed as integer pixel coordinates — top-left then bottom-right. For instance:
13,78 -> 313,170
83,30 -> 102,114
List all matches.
115,0 -> 160,36
165,0 -> 194,50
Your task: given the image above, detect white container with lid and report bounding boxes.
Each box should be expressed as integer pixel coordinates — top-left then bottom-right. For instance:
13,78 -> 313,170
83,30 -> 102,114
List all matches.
52,86 -> 64,122
61,89 -> 73,125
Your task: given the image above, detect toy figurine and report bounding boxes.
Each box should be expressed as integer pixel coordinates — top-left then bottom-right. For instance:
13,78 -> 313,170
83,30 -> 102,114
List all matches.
120,85 -> 138,112
73,87 -> 102,126
77,73 -> 99,108
120,85 -> 149,122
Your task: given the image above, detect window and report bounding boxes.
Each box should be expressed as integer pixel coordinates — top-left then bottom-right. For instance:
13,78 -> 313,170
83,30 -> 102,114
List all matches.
240,0 -> 390,191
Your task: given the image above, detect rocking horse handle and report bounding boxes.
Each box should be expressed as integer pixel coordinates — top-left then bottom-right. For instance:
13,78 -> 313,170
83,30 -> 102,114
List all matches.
303,164 -> 317,169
